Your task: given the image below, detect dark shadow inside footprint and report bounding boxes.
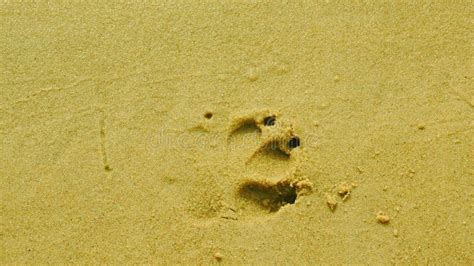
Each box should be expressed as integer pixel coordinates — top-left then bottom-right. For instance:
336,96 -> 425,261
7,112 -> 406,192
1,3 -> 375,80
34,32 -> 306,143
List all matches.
246,141 -> 291,178
261,141 -> 290,160
230,119 -> 260,136
228,119 -> 261,150
238,179 -> 297,212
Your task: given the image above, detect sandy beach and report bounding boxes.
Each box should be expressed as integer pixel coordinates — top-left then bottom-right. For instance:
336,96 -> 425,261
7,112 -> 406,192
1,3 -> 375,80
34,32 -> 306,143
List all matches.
1,1 -> 473,264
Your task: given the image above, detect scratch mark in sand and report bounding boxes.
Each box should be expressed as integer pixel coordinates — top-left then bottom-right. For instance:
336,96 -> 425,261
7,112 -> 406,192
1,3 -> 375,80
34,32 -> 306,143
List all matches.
14,78 -> 92,104
448,89 -> 474,109
99,108 -> 112,172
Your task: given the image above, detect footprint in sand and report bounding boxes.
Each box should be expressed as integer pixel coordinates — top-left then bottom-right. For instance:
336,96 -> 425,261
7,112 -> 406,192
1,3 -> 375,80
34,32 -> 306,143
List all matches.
227,109 -> 313,216
185,109 -> 313,220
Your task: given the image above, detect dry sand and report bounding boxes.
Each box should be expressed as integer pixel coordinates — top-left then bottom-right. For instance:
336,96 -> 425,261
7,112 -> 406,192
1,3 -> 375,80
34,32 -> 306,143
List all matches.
1,1 -> 473,264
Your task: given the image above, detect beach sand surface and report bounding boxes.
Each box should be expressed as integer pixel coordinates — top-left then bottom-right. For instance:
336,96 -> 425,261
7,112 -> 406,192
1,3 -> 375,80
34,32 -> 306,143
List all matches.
1,1 -> 473,264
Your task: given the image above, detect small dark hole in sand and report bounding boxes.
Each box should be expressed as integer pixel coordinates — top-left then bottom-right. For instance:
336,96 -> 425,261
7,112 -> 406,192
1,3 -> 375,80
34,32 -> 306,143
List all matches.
263,116 -> 276,126
204,112 -> 213,119
288,136 -> 300,150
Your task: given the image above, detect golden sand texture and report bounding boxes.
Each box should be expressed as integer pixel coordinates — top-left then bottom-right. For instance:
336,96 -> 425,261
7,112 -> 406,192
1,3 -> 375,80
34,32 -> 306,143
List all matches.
1,1 -> 473,264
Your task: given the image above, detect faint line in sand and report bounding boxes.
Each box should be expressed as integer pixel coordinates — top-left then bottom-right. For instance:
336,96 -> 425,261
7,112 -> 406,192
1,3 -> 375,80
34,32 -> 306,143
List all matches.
99,108 -> 112,172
